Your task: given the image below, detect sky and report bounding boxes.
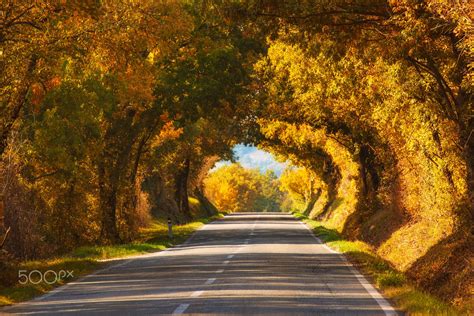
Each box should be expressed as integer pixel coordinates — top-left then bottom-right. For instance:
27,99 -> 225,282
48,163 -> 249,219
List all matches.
212,144 -> 288,177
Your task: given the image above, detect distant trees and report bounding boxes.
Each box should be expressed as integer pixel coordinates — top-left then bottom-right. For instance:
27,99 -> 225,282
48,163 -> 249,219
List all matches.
204,163 -> 283,213
279,167 -> 322,215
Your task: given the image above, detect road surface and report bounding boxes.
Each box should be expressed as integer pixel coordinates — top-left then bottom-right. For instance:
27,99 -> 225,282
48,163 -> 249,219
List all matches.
2,213 -> 398,315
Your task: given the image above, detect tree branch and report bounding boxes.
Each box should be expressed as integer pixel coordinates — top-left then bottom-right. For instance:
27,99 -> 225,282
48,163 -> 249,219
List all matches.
405,55 -> 459,121
255,7 -> 390,20
31,170 -> 62,181
0,227 -> 11,249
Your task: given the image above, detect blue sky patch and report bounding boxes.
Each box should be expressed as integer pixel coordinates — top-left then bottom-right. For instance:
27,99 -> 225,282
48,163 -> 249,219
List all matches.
212,144 -> 288,177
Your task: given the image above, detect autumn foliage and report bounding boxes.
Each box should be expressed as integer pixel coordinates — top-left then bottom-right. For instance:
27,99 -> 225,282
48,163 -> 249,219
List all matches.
204,163 -> 282,213
0,0 -> 472,309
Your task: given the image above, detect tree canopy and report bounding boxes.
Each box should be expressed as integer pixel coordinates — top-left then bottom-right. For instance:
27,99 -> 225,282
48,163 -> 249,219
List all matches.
0,0 -> 472,307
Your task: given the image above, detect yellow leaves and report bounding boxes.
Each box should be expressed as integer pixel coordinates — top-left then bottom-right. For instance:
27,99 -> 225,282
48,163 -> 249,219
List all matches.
146,50 -> 160,64
151,122 -> 183,148
279,167 -> 320,205
204,163 -> 282,213
78,1 -> 193,73
259,119 -> 329,151
257,27 -> 468,237
204,164 -> 252,212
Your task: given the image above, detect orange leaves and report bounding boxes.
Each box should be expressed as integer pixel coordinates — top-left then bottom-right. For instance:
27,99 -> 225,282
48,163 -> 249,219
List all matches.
30,83 -> 45,108
30,76 -> 62,110
47,77 -> 61,90
160,121 -> 183,139
117,65 -> 155,106
151,121 -> 183,148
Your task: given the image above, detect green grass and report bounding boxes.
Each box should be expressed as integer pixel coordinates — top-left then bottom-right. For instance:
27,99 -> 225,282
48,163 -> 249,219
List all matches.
293,212 -> 468,315
0,214 -> 222,306
72,243 -> 168,259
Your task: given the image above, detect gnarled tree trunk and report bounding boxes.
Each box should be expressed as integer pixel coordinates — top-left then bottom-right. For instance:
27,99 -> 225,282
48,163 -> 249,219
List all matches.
175,158 -> 192,221
98,161 -> 121,244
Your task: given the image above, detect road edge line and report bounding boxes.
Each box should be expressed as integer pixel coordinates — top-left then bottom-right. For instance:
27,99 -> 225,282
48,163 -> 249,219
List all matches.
297,219 -> 398,316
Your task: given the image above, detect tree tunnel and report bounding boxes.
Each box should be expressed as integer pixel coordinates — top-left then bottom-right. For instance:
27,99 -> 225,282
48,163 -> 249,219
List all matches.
1,0 -> 472,308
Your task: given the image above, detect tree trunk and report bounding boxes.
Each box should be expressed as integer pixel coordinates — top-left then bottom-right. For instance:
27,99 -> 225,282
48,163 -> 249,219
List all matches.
463,130 -> 474,218
97,112 -> 139,244
175,158 -> 192,220
318,158 -> 341,219
0,227 -> 11,249
195,187 -> 218,216
358,144 -> 380,197
0,54 -> 37,156
98,162 -> 121,244
303,188 -> 321,216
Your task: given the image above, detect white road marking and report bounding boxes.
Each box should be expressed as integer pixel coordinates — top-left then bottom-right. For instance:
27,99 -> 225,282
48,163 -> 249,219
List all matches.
4,218 -> 223,311
172,303 -> 190,315
4,214 -> 396,316
190,290 -> 203,297
297,220 -> 397,316
348,265 -> 397,315
204,277 -> 216,285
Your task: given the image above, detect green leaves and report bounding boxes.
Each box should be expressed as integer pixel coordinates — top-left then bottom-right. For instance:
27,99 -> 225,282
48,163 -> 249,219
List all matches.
154,46 -> 247,123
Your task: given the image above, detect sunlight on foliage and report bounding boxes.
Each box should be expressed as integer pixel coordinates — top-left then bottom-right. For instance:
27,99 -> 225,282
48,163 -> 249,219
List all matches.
204,163 -> 283,213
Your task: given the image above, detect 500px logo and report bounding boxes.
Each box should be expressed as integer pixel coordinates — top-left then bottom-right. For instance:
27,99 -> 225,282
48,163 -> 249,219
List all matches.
18,270 -> 74,285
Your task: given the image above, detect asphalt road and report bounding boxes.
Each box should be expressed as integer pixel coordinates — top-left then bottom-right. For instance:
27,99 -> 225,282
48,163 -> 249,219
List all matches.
2,213 -> 399,315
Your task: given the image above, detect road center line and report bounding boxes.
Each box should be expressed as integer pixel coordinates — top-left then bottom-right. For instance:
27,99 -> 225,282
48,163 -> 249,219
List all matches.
204,277 -> 216,285
190,290 -> 203,297
175,215 -> 259,316
172,303 -> 189,315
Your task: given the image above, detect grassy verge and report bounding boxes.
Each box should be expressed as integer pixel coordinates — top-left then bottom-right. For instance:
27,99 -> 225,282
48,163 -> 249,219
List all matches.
293,212 -> 468,315
0,214 -> 222,307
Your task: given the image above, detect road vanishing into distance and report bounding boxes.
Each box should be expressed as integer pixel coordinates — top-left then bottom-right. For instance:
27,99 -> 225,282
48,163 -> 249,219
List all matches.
3,213 -> 399,315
